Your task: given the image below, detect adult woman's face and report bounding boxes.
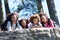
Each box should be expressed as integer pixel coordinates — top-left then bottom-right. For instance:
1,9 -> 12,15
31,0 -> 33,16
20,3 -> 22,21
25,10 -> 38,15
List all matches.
41,16 -> 47,23
11,15 -> 17,22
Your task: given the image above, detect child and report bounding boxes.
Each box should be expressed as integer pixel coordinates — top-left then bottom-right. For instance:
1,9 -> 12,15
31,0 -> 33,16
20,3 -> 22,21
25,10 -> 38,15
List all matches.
28,16 -> 42,28
6,13 -> 22,31
19,19 -> 28,29
39,13 -> 54,28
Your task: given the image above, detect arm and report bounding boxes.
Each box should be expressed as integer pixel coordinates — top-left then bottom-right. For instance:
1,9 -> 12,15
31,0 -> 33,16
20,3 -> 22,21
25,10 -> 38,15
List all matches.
31,22 -> 42,28
6,21 -> 12,31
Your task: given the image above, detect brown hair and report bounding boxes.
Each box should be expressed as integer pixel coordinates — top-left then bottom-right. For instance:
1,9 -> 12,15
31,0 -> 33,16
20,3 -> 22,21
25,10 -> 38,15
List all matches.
39,13 -> 48,18
30,16 -> 39,23
33,14 -> 40,21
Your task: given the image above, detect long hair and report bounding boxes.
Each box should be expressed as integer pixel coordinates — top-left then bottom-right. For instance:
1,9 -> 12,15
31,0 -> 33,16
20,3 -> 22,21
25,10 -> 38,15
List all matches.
9,13 -> 18,27
19,19 -> 28,28
39,13 -> 51,27
41,18 -> 51,27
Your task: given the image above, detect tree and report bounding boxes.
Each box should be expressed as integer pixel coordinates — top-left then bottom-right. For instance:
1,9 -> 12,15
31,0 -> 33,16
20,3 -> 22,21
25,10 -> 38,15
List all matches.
0,0 -> 3,26
4,0 -> 10,14
46,0 -> 59,25
36,0 -> 42,13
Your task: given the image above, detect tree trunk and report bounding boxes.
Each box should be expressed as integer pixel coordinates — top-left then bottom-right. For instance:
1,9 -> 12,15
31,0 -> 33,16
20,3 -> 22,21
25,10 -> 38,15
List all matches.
0,0 -> 3,26
46,0 -> 59,25
4,0 -> 10,14
36,0 -> 42,13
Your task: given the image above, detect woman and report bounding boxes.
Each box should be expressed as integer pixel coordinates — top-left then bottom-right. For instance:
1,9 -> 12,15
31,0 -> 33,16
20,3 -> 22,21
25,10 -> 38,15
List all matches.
39,13 -> 54,28
6,13 -> 22,31
19,19 -> 28,29
28,16 -> 42,28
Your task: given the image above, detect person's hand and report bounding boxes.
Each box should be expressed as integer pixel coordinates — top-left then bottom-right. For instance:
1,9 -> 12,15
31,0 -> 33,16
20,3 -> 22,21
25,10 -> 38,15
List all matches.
31,26 -> 39,28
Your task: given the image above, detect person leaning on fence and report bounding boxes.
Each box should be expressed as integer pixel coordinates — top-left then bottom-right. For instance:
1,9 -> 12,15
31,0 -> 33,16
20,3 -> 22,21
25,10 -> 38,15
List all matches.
19,19 -> 28,29
5,12 -> 22,31
28,15 -> 42,28
39,13 -> 54,28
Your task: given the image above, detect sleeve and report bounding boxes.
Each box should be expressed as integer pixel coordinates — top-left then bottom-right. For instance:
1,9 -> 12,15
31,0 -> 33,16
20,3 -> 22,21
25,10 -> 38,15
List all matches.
6,21 -> 12,31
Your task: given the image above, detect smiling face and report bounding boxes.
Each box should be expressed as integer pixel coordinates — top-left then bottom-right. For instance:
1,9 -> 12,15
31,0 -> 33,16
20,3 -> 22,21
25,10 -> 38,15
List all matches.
21,20 -> 26,27
41,16 -> 47,23
33,18 -> 38,24
11,15 -> 17,22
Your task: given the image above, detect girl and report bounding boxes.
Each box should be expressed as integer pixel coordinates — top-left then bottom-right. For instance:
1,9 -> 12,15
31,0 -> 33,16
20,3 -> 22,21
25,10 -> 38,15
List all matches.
19,19 -> 28,29
6,13 -> 22,31
39,13 -> 54,28
28,16 -> 42,28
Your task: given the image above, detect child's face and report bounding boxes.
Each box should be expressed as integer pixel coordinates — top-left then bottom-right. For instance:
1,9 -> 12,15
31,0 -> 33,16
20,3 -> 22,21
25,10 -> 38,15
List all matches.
11,15 -> 17,22
33,18 -> 38,24
41,16 -> 47,23
21,20 -> 26,27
